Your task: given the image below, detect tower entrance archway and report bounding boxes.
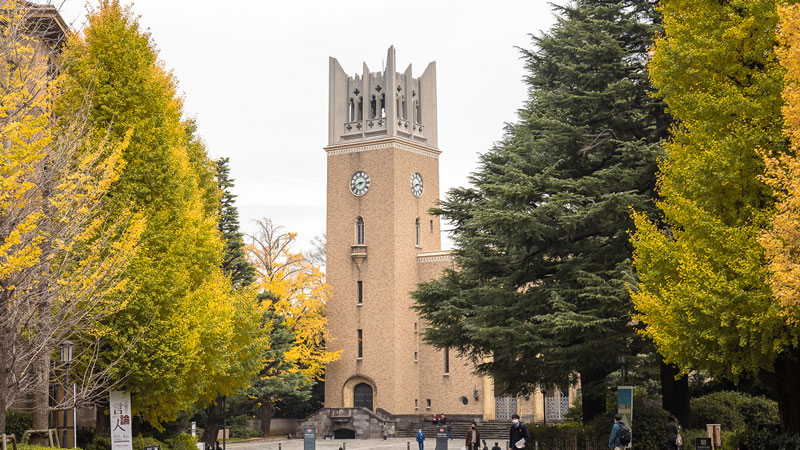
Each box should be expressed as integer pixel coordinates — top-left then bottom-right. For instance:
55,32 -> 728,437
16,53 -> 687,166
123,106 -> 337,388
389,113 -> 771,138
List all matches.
353,383 -> 373,410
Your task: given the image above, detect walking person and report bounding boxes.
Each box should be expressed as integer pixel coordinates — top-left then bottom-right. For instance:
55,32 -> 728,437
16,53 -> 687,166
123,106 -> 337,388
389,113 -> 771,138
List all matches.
465,422 -> 481,450
666,415 -> 681,449
416,429 -> 425,450
608,414 -> 631,450
509,414 -> 530,449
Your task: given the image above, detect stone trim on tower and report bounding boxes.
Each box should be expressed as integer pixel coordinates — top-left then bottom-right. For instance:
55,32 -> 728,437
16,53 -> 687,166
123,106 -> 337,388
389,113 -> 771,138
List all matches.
324,137 -> 441,159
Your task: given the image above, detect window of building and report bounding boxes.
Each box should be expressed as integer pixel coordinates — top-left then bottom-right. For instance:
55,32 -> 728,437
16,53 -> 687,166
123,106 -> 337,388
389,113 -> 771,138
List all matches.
414,352 -> 418,362
415,218 -> 420,247
430,219 -> 433,232
356,217 -> 365,245
349,98 -> 355,122
370,95 -> 377,119
414,322 -> 418,332
357,97 -> 363,120
461,396 -> 469,406
415,399 -> 419,409
426,399 -> 431,409
357,280 -> 363,305
444,347 -> 450,374
357,329 -> 363,358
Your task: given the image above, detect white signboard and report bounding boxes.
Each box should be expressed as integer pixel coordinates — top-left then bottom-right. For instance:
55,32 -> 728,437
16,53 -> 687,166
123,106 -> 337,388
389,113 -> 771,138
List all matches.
110,391 -> 133,450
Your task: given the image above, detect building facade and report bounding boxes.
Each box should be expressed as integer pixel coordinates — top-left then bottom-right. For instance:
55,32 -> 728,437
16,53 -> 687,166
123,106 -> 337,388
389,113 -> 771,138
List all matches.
322,47 -> 577,432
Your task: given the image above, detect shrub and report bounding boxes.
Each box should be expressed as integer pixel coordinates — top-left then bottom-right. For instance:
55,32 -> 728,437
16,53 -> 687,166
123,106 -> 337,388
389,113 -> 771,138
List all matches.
690,391 -> 778,431
132,436 -> 167,450
165,434 -> 196,450
525,397 -> 670,450
17,445 -> 83,450
629,400 -> 670,450
85,435 -> 111,450
739,397 -> 779,426
733,430 -> 800,450
5,410 -> 33,438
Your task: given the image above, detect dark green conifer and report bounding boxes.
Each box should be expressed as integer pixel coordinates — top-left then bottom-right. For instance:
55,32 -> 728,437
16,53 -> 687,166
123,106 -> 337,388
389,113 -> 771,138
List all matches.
413,0 -> 666,421
216,157 -> 256,288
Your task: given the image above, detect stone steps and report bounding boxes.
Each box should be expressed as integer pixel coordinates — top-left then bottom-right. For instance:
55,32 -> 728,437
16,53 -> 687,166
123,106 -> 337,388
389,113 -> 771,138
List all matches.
394,421 -> 511,442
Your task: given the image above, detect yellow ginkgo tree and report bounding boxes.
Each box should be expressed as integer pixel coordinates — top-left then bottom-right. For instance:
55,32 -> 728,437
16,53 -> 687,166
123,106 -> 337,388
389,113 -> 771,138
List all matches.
243,218 -> 339,437
0,0 -> 144,434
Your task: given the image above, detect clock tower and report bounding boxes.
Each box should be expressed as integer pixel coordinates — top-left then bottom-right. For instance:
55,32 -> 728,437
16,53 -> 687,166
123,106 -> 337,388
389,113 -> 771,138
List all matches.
324,47 -> 493,419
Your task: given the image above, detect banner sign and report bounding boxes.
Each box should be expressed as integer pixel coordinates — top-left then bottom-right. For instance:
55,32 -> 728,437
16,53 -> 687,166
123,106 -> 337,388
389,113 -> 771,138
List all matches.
617,386 -> 633,425
110,391 -> 133,450
617,386 -> 633,448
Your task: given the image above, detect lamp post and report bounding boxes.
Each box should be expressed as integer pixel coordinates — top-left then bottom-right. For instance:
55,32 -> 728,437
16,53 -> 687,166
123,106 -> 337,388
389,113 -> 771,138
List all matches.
541,387 -> 547,426
222,396 -> 226,450
617,355 -> 628,386
60,341 -> 73,448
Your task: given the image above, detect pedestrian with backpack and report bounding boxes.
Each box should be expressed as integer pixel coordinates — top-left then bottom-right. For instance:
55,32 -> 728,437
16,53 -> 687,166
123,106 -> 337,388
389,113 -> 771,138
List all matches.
608,414 -> 631,449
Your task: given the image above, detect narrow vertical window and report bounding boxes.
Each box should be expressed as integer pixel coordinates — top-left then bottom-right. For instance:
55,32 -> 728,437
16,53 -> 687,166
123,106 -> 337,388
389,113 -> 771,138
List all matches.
357,280 -> 363,305
415,218 -> 421,246
416,99 -> 422,123
380,94 -> 386,117
349,98 -> 355,122
414,322 -> 418,332
414,352 -> 418,362
357,329 -> 363,358
415,399 -> 419,409
426,399 -> 431,409
357,97 -> 363,120
370,96 -> 377,118
356,216 -> 365,245
444,348 -> 450,374
430,220 -> 433,232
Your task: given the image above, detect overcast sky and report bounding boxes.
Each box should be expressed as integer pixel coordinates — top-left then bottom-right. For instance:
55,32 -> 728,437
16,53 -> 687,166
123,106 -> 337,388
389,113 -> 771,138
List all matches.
56,0 -> 563,252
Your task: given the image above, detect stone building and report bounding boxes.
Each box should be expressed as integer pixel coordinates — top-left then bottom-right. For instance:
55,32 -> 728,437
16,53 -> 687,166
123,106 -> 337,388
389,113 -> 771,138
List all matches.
312,47 -> 578,438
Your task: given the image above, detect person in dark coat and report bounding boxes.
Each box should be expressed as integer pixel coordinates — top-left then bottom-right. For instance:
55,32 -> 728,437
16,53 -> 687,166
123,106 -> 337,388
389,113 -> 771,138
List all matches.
666,415 -> 681,449
465,422 -> 481,450
509,414 -> 530,449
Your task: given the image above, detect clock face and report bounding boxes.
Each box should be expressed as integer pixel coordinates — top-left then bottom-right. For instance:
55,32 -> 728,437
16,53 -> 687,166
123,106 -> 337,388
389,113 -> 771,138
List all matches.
411,172 -> 423,197
350,171 -> 370,196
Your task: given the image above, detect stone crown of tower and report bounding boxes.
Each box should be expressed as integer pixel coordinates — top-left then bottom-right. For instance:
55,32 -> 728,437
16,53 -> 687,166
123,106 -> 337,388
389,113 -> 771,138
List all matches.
328,46 -> 438,148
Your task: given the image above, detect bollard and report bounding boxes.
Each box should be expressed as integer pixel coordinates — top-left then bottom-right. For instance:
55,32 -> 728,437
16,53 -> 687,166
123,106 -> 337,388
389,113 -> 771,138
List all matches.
407,442 -> 410,450
343,443 -> 346,450
278,444 -> 281,450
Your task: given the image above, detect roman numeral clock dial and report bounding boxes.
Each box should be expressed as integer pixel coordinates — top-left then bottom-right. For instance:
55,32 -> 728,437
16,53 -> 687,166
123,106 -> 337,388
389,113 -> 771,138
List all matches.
350,171 -> 370,196
411,172 -> 423,197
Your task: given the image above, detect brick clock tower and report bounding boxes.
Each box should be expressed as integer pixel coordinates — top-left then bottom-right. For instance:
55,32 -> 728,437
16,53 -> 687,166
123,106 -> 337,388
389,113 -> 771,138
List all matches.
324,47 -> 495,420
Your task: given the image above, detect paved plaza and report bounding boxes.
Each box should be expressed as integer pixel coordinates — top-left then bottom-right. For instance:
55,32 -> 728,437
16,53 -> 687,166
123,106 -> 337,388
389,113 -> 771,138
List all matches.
229,438 -> 501,450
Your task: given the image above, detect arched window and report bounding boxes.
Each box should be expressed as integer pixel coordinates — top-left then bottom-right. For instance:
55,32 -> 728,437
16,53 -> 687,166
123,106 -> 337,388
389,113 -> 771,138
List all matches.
415,217 -> 420,247
380,93 -> 386,118
370,96 -> 377,119
357,97 -> 363,120
356,217 -> 365,245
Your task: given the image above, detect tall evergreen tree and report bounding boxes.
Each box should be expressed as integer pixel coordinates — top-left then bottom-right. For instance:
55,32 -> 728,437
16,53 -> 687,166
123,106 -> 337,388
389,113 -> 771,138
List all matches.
413,0 -> 666,421
216,157 -> 256,288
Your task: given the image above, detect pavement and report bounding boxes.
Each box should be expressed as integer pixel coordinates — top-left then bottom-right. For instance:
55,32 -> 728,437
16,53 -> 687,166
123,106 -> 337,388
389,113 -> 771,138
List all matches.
228,438 -> 487,450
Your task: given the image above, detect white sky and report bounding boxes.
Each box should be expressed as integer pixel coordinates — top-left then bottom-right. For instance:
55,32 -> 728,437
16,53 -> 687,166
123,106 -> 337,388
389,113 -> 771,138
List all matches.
55,1 -> 563,252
